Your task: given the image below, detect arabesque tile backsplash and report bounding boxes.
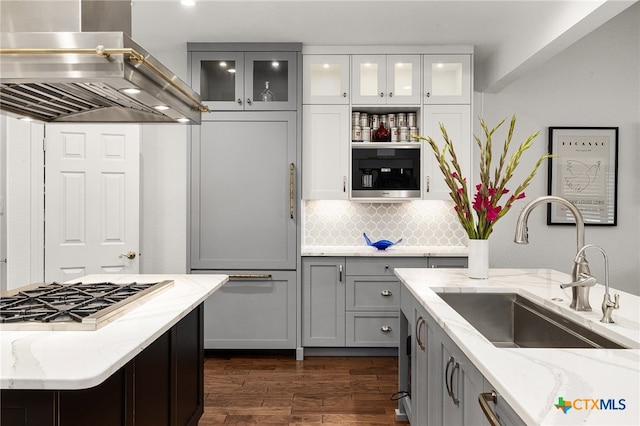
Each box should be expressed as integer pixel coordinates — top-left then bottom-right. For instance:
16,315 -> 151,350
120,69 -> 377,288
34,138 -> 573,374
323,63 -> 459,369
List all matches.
303,200 -> 467,247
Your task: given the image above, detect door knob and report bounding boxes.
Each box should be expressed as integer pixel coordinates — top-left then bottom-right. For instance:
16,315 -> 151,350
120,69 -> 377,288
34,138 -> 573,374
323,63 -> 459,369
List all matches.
119,251 -> 137,260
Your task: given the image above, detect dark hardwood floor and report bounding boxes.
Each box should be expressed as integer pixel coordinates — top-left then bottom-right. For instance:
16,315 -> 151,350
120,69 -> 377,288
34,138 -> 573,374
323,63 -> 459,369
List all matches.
199,351 -> 409,425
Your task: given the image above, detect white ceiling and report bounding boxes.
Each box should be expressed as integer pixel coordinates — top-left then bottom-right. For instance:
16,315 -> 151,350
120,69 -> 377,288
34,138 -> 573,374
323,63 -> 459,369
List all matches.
132,0 -> 637,91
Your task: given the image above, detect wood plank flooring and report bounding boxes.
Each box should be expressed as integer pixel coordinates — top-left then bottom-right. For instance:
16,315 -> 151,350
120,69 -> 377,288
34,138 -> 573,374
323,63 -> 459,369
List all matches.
199,352 -> 409,425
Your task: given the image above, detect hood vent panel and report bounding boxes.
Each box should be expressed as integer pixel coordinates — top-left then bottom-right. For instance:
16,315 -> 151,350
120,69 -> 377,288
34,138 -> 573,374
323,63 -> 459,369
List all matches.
0,32 -> 207,123
1,82 -> 175,123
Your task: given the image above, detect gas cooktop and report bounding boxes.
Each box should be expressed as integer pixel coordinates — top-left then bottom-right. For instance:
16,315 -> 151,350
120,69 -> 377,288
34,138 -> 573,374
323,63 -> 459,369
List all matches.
0,280 -> 173,331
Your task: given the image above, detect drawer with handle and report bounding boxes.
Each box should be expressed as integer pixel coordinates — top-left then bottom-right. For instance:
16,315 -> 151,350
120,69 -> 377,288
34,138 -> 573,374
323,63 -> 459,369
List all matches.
346,312 -> 399,347
346,257 -> 426,276
346,276 -> 400,311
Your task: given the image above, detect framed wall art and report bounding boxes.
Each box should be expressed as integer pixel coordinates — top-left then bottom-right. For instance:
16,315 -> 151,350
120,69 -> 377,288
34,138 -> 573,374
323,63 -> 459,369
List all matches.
547,127 -> 618,226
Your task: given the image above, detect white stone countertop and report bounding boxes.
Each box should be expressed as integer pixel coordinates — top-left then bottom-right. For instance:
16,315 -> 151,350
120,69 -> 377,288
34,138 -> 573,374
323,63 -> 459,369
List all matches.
302,245 -> 468,257
0,274 -> 228,390
395,268 -> 640,425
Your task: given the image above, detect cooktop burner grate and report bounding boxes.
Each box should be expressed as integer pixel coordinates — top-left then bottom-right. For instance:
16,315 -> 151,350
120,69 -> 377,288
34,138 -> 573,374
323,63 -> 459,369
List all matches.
0,280 -> 173,331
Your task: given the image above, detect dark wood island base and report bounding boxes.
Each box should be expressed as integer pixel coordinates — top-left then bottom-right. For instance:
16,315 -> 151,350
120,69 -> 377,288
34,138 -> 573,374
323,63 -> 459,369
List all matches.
1,305 -> 204,426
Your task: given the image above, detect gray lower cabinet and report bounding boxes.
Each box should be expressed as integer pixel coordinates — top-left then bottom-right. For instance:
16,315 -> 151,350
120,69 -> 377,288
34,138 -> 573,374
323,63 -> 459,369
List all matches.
303,256 -> 428,348
399,280 -> 524,425
302,257 -> 346,346
200,271 -> 296,349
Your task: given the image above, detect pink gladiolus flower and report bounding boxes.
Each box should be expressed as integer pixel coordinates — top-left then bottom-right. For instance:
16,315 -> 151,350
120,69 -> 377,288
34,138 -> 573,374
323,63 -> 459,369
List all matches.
486,205 -> 502,222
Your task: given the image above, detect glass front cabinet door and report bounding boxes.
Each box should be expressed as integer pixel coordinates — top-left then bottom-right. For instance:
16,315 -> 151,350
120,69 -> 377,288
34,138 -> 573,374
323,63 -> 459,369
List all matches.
351,55 -> 421,105
303,55 -> 350,104
192,51 -> 297,111
423,55 -> 471,104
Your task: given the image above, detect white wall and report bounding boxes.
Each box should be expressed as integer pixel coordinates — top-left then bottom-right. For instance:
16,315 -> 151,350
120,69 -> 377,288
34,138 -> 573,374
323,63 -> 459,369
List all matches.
139,125 -> 190,273
476,3 -> 640,295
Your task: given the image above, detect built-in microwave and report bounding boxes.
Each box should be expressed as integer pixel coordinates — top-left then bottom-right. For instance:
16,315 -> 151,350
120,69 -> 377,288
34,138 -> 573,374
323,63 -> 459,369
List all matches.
351,143 -> 421,199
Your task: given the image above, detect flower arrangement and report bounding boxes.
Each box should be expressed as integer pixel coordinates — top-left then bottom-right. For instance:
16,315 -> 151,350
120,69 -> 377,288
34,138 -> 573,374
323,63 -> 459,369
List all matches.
414,116 -> 552,240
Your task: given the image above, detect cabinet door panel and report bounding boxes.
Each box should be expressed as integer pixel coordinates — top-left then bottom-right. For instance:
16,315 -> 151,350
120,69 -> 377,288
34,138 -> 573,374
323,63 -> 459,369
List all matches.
302,105 -> 349,199
202,271 -> 296,349
191,52 -> 244,111
303,55 -> 350,104
423,54 -> 471,104
386,55 -> 421,105
245,51 -> 297,111
422,105 -> 471,200
351,55 -> 386,104
191,112 -> 297,270
302,258 -> 346,346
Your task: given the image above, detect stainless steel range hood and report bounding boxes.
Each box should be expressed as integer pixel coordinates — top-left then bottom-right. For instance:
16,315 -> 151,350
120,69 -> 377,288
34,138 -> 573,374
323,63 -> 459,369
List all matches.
0,1 -> 207,123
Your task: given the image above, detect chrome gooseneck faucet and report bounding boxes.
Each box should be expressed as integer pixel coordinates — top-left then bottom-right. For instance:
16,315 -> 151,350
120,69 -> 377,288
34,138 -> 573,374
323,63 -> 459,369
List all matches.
514,195 -> 592,311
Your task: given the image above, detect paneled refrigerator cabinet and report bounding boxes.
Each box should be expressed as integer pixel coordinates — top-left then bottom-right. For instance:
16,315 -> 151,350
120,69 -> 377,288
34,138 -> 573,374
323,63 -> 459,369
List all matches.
189,43 -> 301,350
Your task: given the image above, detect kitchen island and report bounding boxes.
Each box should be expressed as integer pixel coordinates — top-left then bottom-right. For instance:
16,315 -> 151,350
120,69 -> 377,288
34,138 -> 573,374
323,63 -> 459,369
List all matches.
396,268 -> 640,425
1,274 -> 228,426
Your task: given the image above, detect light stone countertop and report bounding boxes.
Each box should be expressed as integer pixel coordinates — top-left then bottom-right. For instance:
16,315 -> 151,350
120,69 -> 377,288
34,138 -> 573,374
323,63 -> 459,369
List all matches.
302,245 -> 468,257
0,274 -> 228,390
395,267 -> 640,425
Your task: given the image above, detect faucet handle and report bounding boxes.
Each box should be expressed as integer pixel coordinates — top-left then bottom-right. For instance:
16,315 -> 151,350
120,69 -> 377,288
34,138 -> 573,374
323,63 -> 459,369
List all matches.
560,273 -> 597,289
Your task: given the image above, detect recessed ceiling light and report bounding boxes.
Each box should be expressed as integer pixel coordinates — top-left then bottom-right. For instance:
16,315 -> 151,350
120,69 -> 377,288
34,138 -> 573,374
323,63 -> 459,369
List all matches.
20,117 -> 33,122
154,105 -> 169,111
122,88 -> 141,95
219,62 -> 227,68
181,0 -> 196,6
228,68 -> 236,73
177,118 -> 190,123
323,64 -> 330,69
272,61 -> 279,68
436,63 -> 444,68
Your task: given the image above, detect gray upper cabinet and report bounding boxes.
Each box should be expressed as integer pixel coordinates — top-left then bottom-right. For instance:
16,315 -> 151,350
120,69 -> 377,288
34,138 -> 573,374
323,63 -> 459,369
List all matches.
190,112 -> 297,270
191,49 -> 297,111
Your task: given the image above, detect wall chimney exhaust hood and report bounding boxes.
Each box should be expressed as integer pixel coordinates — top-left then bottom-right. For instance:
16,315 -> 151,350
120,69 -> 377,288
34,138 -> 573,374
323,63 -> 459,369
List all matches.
0,1 -> 208,124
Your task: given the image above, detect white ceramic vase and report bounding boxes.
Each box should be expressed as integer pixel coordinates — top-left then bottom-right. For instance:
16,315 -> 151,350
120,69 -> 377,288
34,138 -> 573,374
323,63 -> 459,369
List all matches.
468,239 -> 489,279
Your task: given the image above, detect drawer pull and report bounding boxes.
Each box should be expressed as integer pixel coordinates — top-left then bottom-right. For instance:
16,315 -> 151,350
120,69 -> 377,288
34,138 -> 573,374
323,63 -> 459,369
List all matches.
479,391 -> 500,426
381,325 -> 392,332
381,290 -> 393,297
228,274 -> 272,279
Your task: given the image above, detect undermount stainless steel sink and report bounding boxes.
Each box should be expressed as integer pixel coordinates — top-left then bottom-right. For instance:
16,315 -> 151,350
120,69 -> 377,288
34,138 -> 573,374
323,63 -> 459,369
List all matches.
436,292 -> 627,349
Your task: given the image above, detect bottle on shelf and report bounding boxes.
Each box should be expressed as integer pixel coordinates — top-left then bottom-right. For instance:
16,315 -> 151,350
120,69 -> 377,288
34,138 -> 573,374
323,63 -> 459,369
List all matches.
260,81 -> 275,102
373,121 -> 390,142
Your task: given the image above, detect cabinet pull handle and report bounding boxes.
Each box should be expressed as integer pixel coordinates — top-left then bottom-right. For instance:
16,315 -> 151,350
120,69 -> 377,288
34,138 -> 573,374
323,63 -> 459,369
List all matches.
237,98 -> 242,105
384,264 -> 389,270
381,290 -> 392,297
416,317 -> 426,351
339,264 -> 343,282
426,176 -> 430,192
289,163 -> 295,219
246,98 -> 252,105
479,391 -> 500,426
228,274 -> 272,279
388,92 -> 393,97
342,92 -> 347,97
381,325 -> 392,332
426,91 -> 431,98
451,361 -> 460,406
343,176 -> 346,192
379,92 -> 384,97
445,356 -> 454,397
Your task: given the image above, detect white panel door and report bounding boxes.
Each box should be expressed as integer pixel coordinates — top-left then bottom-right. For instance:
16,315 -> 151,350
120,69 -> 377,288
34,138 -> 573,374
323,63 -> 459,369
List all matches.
302,105 -> 349,200
422,105 -> 471,200
45,125 -> 140,282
